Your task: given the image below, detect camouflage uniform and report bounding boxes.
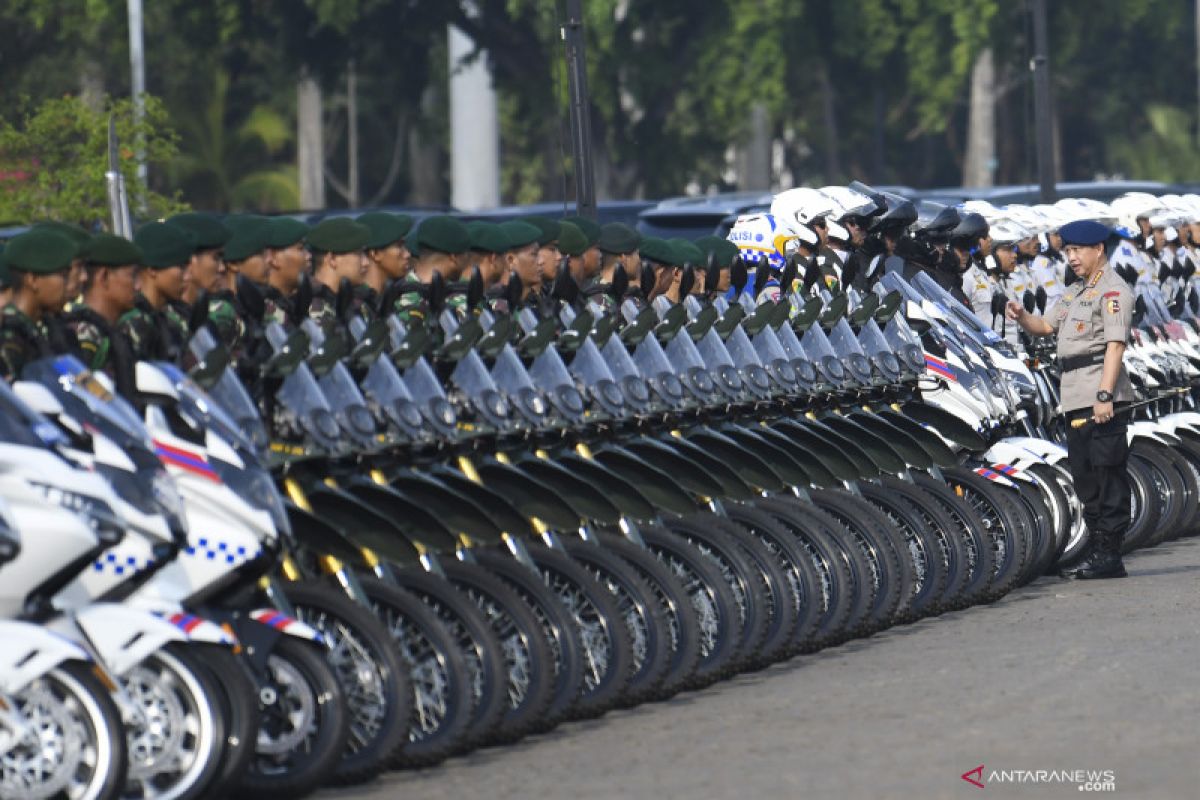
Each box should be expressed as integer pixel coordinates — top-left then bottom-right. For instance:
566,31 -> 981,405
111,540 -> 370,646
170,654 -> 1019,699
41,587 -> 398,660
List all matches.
307,283 -> 340,332
206,290 -> 248,364
64,304 -> 137,397
393,273 -> 426,323
117,294 -> 187,362
262,285 -> 295,328
0,304 -> 54,381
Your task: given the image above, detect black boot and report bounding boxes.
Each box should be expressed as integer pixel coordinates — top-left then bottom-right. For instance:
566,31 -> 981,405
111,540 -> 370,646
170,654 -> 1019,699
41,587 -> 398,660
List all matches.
1058,529 -> 1098,579
1065,530 -> 1127,580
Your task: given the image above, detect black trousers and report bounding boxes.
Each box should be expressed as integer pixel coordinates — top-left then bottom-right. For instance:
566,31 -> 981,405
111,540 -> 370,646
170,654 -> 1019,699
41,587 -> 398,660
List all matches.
1065,407 -> 1131,538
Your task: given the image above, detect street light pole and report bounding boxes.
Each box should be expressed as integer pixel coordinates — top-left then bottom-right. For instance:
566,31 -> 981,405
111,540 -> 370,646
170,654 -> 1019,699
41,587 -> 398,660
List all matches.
126,0 -> 147,193
1030,0 -> 1056,203
562,0 -> 597,220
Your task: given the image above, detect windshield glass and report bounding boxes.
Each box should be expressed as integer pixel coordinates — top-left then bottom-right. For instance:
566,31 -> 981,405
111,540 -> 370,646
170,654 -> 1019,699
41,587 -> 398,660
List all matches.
25,356 -> 150,447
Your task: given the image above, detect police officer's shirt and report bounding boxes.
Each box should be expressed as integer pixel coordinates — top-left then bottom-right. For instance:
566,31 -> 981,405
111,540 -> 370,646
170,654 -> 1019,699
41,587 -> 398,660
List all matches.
1047,264 -> 1134,412
1029,253 -> 1065,311
961,263 -> 993,322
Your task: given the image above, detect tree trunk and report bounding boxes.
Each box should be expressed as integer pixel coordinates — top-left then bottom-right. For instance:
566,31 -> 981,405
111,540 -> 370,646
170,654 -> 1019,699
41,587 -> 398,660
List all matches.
79,58 -> 105,113
963,47 -> 996,187
737,102 -> 771,191
408,84 -> 445,206
818,64 -> 842,182
297,70 -> 325,209
347,60 -> 360,208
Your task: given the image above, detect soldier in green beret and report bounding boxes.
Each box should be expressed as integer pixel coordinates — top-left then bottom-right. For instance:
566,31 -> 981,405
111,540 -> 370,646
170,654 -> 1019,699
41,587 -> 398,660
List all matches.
466,221 -> 509,292
638,236 -> 677,303
63,234 -> 143,396
500,220 -> 545,313
0,230 -> 77,381
199,219 -> 276,368
262,217 -> 310,327
307,217 -> 370,331
523,216 -> 562,291
395,215 -> 470,322
34,221 -> 92,302
584,222 -> 641,314
167,212 -> 230,306
562,216 -> 602,281
658,239 -> 704,303
355,213 -> 412,322
119,222 -> 195,362
694,236 -> 737,297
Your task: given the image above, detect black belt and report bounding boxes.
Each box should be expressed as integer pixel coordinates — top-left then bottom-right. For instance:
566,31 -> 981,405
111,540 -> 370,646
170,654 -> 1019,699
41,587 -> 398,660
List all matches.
1060,351 -> 1105,372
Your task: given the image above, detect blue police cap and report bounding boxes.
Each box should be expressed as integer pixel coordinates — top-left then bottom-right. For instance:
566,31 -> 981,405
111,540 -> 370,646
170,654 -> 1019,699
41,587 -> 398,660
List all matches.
1058,219 -> 1111,246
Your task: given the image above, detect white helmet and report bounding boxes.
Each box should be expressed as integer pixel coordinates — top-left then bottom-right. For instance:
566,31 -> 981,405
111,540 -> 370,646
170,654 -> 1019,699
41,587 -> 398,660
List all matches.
1110,191 -> 1162,231
726,213 -> 788,269
988,218 -> 1031,247
767,188 -> 822,246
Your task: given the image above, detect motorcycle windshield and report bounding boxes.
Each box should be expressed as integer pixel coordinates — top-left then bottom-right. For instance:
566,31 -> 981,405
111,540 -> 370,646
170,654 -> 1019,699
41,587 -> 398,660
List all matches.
277,364 -> 344,451
491,345 -> 536,396
828,318 -> 866,356
317,362 -> 378,445
911,270 -> 1002,345
0,379 -> 60,450
571,337 -> 617,385
25,356 -> 150,448
600,334 -> 640,380
858,318 -> 893,357
154,362 -> 254,451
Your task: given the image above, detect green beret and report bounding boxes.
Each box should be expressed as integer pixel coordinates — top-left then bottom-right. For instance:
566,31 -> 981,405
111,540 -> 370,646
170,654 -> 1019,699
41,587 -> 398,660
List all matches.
264,217 -> 308,249
562,215 -> 601,247
413,215 -> 470,255
694,236 -> 739,268
670,238 -> 704,268
33,221 -> 91,255
499,220 -> 541,251
134,222 -> 195,269
81,233 -> 143,267
222,220 -> 270,263
598,222 -> 640,255
357,212 -> 413,250
167,212 -> 230,250
556,222 -> 588,257
308,217 -> 371,254
639,236 -> 674,266
466,221 -> 509,254
6,230 -> 83,275
522,215 -> 561,246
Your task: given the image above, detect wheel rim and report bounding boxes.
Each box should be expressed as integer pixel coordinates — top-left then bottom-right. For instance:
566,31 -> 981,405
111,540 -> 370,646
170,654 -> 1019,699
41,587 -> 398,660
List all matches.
460,586 -> 532,710
543,570 -> 612,692
375,604 -> 452,741
654,548 -> 721,659
292,607 -> 388,753
255,653 -> 318,770
122,651 -> 216,800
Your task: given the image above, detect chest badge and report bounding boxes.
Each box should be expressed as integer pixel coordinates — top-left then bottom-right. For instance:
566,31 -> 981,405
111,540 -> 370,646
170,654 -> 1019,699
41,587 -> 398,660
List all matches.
1075,321 -> 1086,333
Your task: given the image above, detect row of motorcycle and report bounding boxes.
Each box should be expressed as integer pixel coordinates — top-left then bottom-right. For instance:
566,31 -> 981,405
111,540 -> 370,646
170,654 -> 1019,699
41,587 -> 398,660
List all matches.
2,252 -> 1200,800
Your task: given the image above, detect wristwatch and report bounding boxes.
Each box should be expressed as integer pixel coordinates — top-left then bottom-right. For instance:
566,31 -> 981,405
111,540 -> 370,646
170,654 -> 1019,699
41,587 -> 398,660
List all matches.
1096,390 -> 1114,402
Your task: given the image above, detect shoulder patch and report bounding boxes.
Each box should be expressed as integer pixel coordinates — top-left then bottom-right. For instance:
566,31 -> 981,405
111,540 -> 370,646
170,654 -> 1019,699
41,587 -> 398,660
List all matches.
1105,296 -> 1121,315
1102,290 -> 1120,299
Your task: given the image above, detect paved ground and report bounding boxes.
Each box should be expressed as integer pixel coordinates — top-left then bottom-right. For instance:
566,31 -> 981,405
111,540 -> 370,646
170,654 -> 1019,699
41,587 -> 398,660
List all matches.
330,537 -> 1200,800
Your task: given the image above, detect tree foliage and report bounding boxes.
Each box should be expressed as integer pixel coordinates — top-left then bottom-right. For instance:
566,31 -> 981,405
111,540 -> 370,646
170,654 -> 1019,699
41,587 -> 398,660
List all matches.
0,0 -> 1198,215
0,94 -> 186,226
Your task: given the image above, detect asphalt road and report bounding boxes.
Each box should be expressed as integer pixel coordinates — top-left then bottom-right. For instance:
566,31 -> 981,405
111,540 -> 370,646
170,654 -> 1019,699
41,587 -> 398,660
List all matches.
329,537 -> 1200,800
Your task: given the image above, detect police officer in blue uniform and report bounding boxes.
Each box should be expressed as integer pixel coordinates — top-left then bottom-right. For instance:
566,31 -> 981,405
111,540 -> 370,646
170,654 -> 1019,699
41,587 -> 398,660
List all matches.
1006,220 -> 1133,579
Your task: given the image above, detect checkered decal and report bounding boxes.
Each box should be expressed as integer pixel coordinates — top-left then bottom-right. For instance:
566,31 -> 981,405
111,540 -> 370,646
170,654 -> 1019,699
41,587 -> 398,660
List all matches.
184,536 -> 261,566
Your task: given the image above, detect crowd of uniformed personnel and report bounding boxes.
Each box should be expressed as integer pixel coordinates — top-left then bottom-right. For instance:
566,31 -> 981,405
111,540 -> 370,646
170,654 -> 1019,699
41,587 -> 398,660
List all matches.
0,210 -> 747,388
0,190 -> 1192,398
